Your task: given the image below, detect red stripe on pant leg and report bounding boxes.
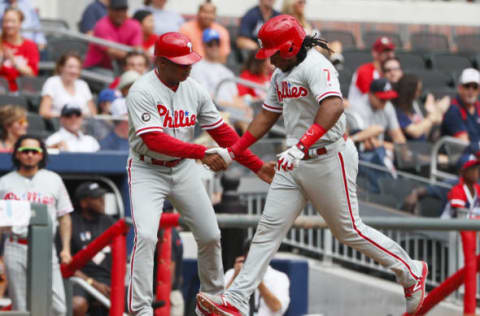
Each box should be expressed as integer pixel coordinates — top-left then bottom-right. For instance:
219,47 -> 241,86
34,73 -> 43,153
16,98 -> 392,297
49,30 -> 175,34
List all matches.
127,158 -> 138,313
337,152 -> 419,280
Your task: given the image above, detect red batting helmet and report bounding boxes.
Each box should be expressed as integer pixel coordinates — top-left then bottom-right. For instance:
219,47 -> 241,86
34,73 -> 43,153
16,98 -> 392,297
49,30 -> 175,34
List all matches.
256,15 -> 306,60
154,32 -> 201,65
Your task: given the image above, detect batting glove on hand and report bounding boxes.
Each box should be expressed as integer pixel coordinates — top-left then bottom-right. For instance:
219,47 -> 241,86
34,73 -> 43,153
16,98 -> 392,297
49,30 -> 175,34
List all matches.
276,145 -> 304,171
205,147 -> 233,166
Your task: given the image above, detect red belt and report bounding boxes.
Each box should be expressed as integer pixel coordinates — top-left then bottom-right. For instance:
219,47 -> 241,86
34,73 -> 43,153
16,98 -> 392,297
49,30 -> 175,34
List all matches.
139,155 -> 184,167
9,236 -> 28,245
303,134 -> 348,160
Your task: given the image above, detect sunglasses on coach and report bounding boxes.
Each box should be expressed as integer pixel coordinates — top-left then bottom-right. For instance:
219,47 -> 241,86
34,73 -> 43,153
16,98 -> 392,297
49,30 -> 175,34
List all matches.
18,147 -> 43,155
462,83 -> 479,90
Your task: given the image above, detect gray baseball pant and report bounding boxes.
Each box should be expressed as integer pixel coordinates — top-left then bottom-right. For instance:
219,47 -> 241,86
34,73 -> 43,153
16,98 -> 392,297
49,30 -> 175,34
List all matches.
4,240 -> 66,316
127,158 -> 224,316
224,139 -> 423,315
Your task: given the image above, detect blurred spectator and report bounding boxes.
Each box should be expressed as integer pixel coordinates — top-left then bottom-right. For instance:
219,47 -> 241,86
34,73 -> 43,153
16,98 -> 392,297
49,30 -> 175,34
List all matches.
0,7 -> 38,92
179,1 -> 230,64
169,227 -> 184,316
86,88 -> 117,141
213,169 -> 247,271
348,78 -> 406,192
133,10 -> 157,58
392,74 -> 443,141
100,70 -> 138,151
440,157 -> 480,316
237,50 -> 272,101
0,253 -> 6,300
71,182 -> 114,316
79,0 -> 109,35
0,105 -> 27,152
0,135 -> 73,314
348,36 -> 395,109
83,0 -> 142,72
39,52 -> 96,119
46,104 -> 100,152
109,51 -> 149,89
139,0 -> 184,36
441,68 -> 480,144
281,0 -> 343,67
237,0 -> 281,51
224,238 -> 290,316
97,88 -> 117,115
0,0 -> 46,50
382,57 -> 402,84
190,29 -> 252,131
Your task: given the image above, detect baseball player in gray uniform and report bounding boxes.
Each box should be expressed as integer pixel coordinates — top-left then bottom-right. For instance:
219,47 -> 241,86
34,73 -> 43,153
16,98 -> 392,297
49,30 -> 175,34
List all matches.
126,32 -> 275,316
0,135 -> 73,315
197,15 -> 428,316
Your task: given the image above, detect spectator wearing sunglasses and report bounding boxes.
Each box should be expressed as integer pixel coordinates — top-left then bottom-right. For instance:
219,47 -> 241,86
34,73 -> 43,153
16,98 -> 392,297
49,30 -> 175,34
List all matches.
382,57 -> 403,84
441,68 -> 480,144
0,105 -> 28,152
45,104 -> 100,152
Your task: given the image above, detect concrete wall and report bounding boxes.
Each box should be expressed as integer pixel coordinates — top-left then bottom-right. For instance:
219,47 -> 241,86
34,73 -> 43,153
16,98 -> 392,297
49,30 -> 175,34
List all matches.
31,0 -> 480,31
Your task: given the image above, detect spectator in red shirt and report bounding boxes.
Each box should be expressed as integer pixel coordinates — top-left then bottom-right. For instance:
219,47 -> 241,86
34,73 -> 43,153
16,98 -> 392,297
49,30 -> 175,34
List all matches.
348,36 -> 395,109
83,0 -> 143,72
0,7 -> 38,92
133,10 -> 157,59
237,50 -> 273,101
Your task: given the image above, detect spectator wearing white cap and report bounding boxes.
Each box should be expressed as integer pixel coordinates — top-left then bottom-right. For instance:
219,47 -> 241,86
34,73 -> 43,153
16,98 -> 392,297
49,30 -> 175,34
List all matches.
45,104 -> 100,152
441,68 -> 480,144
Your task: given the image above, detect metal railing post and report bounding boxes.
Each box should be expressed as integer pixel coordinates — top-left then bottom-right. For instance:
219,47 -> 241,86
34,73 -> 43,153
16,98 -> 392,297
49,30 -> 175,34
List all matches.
27,203 -> 52,316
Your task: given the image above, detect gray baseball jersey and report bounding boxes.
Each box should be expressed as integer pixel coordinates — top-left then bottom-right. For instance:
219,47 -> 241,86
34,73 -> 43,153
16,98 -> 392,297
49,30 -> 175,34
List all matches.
263,49 -> 345,146
127,69 -> 224,161
126,69 -> 225,316
0,169 -> 72,315
221,48 -> 424,315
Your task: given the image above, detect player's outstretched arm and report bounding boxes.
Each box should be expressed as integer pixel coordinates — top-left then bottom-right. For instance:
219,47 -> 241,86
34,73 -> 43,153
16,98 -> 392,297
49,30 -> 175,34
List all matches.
229,109 -> 282,158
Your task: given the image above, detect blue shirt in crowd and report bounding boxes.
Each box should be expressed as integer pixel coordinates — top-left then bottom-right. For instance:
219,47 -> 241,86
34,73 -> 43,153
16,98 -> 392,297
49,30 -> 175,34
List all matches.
0,0 -> 46,45
99,131 -> 128,151
395,109 -> 426,141
79,0 -> 107,33
238,6 -> 280,41
441,96 -> 480,144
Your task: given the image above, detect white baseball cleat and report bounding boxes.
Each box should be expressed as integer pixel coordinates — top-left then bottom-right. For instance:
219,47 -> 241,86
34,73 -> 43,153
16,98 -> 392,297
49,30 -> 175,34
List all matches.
197,292 -> 241,316
404,261 -> 428,315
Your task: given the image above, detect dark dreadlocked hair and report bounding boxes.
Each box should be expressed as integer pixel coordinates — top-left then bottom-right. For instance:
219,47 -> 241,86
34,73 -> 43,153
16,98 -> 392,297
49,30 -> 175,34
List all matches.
296,34 -> 333,64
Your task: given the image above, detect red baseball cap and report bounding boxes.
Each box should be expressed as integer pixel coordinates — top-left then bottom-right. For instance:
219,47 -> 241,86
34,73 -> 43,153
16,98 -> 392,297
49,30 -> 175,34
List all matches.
372,36 -> 395,53
370,78 -> 398,100
154,32 -> 201,65
462,156 -> 480,171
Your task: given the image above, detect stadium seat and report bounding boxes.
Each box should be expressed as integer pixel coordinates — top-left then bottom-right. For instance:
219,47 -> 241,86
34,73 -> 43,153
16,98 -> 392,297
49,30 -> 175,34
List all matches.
40,18 -> 69,30
429,53 -> 472,76
337,67 -> 353,97
0,95 -> 28,109
408,69 -> 454,89
426,87 -> 457,99
378,177 -> 417,206
456,34 -> 480,54
343,50 -> 371,72
46,38 -> 89,62
410,32 -> 450,52
418,196 -> 444,217
0,77 -> 8,95
18,77 -> 47,97
396,51 -> 426,70
363,30 -> 402,49
27,112 -> 48,138
321,30 -> 357,50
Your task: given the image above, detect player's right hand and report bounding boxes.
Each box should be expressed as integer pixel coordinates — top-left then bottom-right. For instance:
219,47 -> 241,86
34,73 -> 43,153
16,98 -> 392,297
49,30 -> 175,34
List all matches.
201,152 -> 228,172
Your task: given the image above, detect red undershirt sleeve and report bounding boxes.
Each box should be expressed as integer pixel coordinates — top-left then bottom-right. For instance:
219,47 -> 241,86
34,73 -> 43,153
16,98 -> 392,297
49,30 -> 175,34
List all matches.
207,123 -> 264,173
140,132 -> 207,159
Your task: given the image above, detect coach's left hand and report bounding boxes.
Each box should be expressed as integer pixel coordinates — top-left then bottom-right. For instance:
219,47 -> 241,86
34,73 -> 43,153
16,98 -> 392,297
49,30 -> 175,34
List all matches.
256,161 -> 276,184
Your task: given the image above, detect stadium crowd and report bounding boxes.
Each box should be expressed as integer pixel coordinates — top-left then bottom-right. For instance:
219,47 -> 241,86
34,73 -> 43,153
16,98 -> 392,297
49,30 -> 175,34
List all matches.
0,0 -> 480,314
